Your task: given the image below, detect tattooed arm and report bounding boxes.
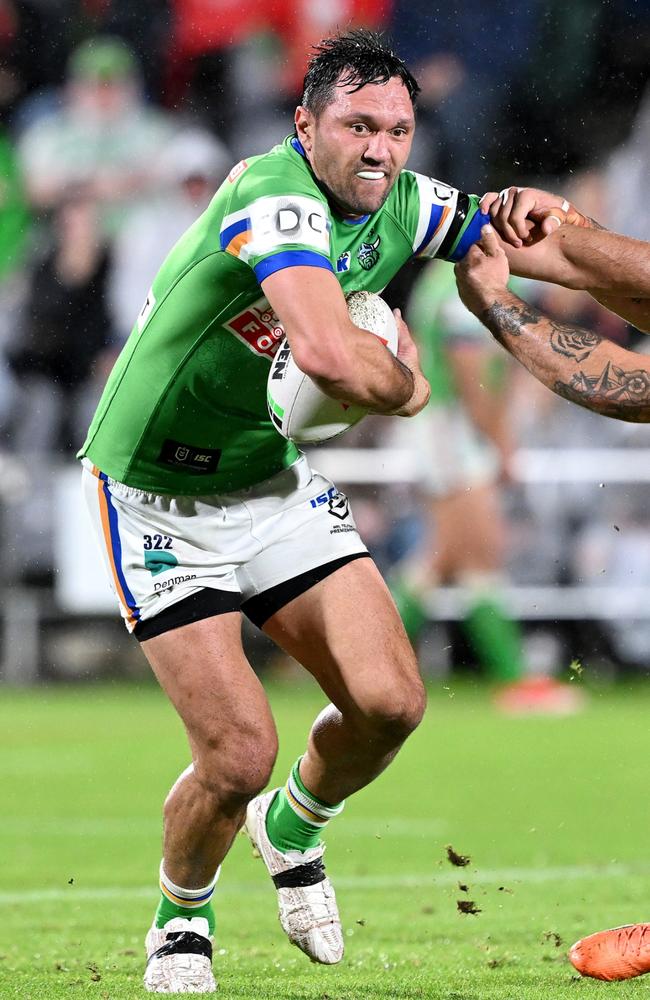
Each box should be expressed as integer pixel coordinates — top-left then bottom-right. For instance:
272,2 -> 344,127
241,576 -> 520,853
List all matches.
455,227 -> 650,423
478,188 -> 650,326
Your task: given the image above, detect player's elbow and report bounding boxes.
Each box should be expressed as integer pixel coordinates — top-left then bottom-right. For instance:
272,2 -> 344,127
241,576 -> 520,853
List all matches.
289,331 -> 352,383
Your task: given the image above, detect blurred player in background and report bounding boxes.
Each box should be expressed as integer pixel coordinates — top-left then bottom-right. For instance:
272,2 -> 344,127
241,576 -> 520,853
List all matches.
390,259 -> 581,712
456,190 -> 650,983
108,127 -> 231,341
76,30 -> 520,993
17,36 -> 174,238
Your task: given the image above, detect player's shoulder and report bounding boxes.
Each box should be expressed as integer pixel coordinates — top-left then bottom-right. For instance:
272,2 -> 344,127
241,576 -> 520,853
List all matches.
216,138 -> 332,269
386,170 -> 467,257
390,169 -> 459,211
226,137 -> 328,208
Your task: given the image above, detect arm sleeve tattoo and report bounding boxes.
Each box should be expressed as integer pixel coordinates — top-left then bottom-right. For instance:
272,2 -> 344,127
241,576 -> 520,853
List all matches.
480,295 -> 650,422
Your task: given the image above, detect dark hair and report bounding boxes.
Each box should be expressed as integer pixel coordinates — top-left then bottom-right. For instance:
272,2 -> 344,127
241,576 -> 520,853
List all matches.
301,29 -> 420,117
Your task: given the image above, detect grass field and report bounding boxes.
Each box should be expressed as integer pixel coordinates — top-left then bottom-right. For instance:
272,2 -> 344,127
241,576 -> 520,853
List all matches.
2,676 -> 650,999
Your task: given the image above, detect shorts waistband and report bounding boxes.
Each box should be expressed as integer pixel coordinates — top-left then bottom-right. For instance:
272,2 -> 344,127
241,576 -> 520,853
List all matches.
81,454 -> 313,502
231,454 -> 312,499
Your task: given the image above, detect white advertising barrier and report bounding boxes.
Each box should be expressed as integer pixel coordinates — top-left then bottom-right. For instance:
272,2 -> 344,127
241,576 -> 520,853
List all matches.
53,465 -> 116,613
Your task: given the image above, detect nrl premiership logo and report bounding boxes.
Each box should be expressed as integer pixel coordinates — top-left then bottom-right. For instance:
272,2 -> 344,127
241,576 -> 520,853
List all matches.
357,230 -> 381,270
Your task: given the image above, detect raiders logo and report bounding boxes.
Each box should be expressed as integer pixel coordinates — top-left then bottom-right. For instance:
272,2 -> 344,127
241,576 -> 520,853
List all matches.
357,231 -> 381,270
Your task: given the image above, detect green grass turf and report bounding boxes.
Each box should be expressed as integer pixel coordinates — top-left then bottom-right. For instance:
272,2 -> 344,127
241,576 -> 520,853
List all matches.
2,676 -> 650,999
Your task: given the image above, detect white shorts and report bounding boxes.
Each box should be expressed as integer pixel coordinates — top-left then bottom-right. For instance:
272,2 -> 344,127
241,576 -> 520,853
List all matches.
387,404 -> 499,497
81,455 -> 368,639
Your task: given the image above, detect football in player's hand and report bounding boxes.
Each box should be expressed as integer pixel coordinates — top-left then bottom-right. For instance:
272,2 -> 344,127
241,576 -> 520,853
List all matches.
267,291 -> 398,444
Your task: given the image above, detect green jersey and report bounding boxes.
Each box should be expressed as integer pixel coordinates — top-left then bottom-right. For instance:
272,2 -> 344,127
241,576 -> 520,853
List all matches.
80,136 -> 489,494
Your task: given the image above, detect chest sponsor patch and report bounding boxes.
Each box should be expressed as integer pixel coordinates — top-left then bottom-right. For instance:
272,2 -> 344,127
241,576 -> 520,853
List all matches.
224,297 -> 285,359
158,439 -> 221,473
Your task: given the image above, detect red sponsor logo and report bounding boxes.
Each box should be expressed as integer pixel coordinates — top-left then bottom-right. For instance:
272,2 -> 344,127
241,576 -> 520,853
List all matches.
228,160 -> 249,183
225,299 -> 285,359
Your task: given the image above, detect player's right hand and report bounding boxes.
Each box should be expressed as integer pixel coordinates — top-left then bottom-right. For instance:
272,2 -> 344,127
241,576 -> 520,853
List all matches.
480,187 -> 589,247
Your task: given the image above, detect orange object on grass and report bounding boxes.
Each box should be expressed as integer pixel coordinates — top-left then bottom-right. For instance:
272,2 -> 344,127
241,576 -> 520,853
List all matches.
569,924 -> 650,981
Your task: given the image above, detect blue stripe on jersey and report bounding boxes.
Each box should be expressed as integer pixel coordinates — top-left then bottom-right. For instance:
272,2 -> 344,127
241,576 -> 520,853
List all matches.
253,250 -> 334,283
290,136 -> 307,158
99,472 -> 141,622
415,203 -> 445,256
448,210 -> 491,262
220,217 -> 250,251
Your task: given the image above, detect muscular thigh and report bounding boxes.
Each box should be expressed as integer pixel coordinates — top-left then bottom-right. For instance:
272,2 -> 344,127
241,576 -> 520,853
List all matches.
261,558 -> 422,718
141,612 -> 276,761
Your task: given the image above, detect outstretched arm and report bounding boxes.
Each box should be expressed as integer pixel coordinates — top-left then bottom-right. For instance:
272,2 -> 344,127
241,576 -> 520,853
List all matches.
455,227 -> 650,423
481,187 -> 650,327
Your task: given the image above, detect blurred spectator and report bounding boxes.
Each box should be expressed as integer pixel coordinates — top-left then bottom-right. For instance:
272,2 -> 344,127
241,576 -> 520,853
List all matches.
17,35 -> 175,237
275,0 -> 391,98
165,1 -> 390,147
606,80 -> 650,240
0,0 -> 66,125
71,0 -> 172,102
388,259 -> 582,711
0,126 -> 28,279
6,192 -> 113,456
0,124 -> 30,432
109,127 -> 231,340
389,0 -> 542,190
165,0 -> 280,139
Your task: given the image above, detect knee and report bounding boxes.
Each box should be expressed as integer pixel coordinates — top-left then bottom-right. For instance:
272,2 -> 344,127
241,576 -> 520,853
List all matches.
191,721 -> 279,805
360,674 -> 426,745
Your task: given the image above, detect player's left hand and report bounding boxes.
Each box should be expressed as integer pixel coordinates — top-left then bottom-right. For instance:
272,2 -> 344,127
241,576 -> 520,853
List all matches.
455,225 -> 510,316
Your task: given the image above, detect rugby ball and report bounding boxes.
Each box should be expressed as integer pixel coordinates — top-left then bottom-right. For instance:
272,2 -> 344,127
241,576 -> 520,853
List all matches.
267,291 -> 399,444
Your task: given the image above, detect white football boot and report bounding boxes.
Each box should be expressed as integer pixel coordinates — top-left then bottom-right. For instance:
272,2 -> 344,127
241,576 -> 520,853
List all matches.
245,789 -> 344,964
144,916 -> 216,993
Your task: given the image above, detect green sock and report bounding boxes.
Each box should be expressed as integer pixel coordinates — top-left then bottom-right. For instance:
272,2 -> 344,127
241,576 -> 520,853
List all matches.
390,577 -> 428,642
155,894 -> 215,934
155,862 -> 219,934
463,597 -> 525,683
265,757 -> 344,854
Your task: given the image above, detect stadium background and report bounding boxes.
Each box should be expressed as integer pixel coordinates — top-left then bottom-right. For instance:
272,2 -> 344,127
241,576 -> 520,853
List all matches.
2,2 -> 650,997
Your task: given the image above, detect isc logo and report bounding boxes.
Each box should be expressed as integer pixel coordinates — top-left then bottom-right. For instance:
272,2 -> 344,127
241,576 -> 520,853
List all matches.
309,486 -> 337,509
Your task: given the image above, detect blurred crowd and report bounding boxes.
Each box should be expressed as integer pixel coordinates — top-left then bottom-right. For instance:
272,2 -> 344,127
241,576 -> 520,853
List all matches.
3,0 -> 650,677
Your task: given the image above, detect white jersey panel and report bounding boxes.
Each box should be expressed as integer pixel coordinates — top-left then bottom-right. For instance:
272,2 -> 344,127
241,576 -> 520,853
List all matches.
410,173 -> 460,258
221,194 -> 331,264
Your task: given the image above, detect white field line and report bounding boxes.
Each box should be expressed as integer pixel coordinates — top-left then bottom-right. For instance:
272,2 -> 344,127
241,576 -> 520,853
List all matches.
3,862 -> 649,906
0,816 -> 447,838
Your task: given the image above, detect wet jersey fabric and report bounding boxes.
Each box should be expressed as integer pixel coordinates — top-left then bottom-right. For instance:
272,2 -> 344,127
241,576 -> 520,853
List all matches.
80,136 -> 489,494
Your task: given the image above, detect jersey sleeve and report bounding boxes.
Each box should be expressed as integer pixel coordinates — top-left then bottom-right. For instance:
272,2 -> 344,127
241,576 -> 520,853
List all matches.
398,171 -> 491,262
218,156 -> 334,284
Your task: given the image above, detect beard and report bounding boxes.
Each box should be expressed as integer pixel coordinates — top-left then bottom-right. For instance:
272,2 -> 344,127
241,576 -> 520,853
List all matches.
320,167 -> 395,216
